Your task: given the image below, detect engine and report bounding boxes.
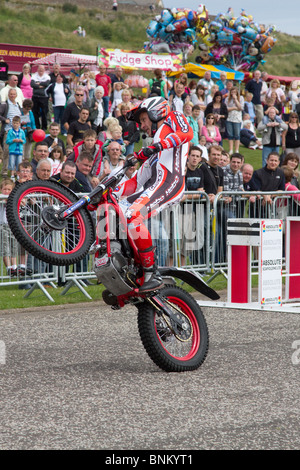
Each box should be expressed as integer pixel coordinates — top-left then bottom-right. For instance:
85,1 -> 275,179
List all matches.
93,241 -> 135,296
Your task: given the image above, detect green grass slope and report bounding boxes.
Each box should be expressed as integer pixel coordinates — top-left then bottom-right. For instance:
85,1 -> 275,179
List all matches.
0,2 -> 299,75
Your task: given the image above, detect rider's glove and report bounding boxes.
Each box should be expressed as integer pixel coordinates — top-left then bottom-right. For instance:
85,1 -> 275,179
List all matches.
136,142 -> 163,162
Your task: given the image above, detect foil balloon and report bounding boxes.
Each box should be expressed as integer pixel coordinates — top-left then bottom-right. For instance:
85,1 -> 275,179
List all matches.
196,7 -> 276,71
144,5 -> 209,57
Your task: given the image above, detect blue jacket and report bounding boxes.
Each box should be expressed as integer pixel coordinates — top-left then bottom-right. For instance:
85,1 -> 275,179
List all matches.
5,128 -> 26,154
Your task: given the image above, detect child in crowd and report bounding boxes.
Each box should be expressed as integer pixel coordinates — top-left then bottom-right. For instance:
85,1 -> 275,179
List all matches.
197,135 -> 208,161
49,145 -> 65,176
65,145 -> 73,158
67,128 -> 104,178
15,161 -> 33,279
219,150 -> 230,168
186,104 -> 203,146
240,120 -> 263,150
111,81 -> 128,116
102,124 -> 126,155
44,121 -> 66,155
5,116 -> 26,180
0,179 -> 18,277
98,116 -> 119,144
244,92 -> 256,125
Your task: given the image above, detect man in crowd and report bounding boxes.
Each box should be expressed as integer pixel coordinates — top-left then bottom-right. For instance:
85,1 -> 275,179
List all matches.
51,160 -> 83,192
169,82 -> 189,112
251,151 -> 285,217
67,106 -> 90,147
197,71 -> 214,99
245,70 -> 264,125
0,88 -> 22,177
199,145 -> 224,204
49,63 -> 67,84
75,151 -> 94,192
242,163 -> 254,192
61,85 -> 87,134
184,146 -> 204,194
223,153 -> 244,217
30,141 -> 50,173
0,74 -> 24,105
95,65 -> 112,118
200,145 -> 224,261
33,159 -> 52,181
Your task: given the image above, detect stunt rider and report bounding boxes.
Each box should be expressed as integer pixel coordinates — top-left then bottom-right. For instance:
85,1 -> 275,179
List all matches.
114,97 -> 193,292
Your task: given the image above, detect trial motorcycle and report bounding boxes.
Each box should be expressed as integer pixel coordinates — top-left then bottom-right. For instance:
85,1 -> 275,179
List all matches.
6,158 -> 219,372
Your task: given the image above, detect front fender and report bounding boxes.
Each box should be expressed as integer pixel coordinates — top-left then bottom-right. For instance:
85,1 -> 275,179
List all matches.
160,267 -> 220,300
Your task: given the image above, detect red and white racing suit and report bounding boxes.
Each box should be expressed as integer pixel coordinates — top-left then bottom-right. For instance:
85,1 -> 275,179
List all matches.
114,110 -> 193,268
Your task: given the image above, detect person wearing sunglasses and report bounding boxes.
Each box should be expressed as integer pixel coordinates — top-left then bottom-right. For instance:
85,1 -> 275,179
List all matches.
0,74 -> 25,106
61,85 -> 88,135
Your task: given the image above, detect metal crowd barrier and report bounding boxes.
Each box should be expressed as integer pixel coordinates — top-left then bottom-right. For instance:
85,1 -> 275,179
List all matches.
1,190 -> 300,301
209,190 -> 300,283
0,194 -> 96,302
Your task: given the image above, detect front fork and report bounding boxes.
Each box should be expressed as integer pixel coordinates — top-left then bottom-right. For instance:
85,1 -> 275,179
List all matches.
148,294 -> 190,338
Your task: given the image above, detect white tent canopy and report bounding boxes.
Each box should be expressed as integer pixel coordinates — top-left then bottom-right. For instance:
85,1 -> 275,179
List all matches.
30,52 -> 98,73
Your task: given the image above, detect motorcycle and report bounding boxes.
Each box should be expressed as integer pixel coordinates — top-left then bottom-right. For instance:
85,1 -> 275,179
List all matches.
6,158 -> 219,372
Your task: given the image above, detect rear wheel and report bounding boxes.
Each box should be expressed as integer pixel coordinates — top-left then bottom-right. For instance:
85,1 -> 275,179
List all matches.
137,286 -> 209,372
6,180 -> 95,266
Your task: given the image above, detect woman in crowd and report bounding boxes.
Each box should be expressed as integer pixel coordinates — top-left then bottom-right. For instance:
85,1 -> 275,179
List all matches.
115,88 -> 133,117
46,74 -> 71,134
266,78 -> 286,105
282,152 -> 300,188
201,113 -> 222,147
147,68 -> 168,99
78,70 -> 93,105
174,73 -> 190,96
225,86 -> 244,154
191,84 -> 206,113
288,81 -> 300,112
206,84 -> 219,104
257,106 -> 288,166
89,85 -> 105,134
281,112 -> 300,159
67,69 -> 79,102
204,91 -> 228,141
18,63 -> 32,99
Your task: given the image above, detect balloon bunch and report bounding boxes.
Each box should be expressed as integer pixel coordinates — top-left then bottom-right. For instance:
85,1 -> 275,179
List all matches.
144,5 -> 209,55
196,8 -> 276,71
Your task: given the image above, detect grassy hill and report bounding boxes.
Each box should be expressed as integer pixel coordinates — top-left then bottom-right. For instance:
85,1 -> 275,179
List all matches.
0,1 -> 300,76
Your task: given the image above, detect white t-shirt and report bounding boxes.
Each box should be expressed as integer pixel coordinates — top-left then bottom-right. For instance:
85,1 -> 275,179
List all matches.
53,83 -> 66,107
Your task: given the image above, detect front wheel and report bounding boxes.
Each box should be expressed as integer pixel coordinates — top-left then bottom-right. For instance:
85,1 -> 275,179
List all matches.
6,180 -> 95,266
137,286 -> 209,372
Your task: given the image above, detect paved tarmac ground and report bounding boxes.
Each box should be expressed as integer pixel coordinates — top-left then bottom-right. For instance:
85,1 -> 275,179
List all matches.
0,300 -> 300,451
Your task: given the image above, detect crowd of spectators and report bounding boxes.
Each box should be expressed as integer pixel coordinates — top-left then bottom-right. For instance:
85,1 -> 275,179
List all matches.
1,62 -> 300,282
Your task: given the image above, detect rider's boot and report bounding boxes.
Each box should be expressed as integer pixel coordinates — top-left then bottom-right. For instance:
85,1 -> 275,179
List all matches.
138,246 -> 163,292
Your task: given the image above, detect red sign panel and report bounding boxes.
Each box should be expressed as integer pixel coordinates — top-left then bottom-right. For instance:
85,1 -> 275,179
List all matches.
0,43 -> 72,73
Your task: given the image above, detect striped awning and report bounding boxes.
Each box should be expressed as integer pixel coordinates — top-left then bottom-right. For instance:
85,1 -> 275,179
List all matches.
30,52 -> 98,67
168,63 -> 244,81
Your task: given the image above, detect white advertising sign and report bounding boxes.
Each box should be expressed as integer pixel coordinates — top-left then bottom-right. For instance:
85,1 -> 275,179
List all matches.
259,220 -> 283,306
108,50 -> 177,70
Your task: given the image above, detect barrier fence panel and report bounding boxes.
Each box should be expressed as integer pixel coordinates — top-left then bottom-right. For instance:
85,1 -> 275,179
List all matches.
1,188 -> 300,309
0,194 -> 96,301
152,193 -> 211,273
